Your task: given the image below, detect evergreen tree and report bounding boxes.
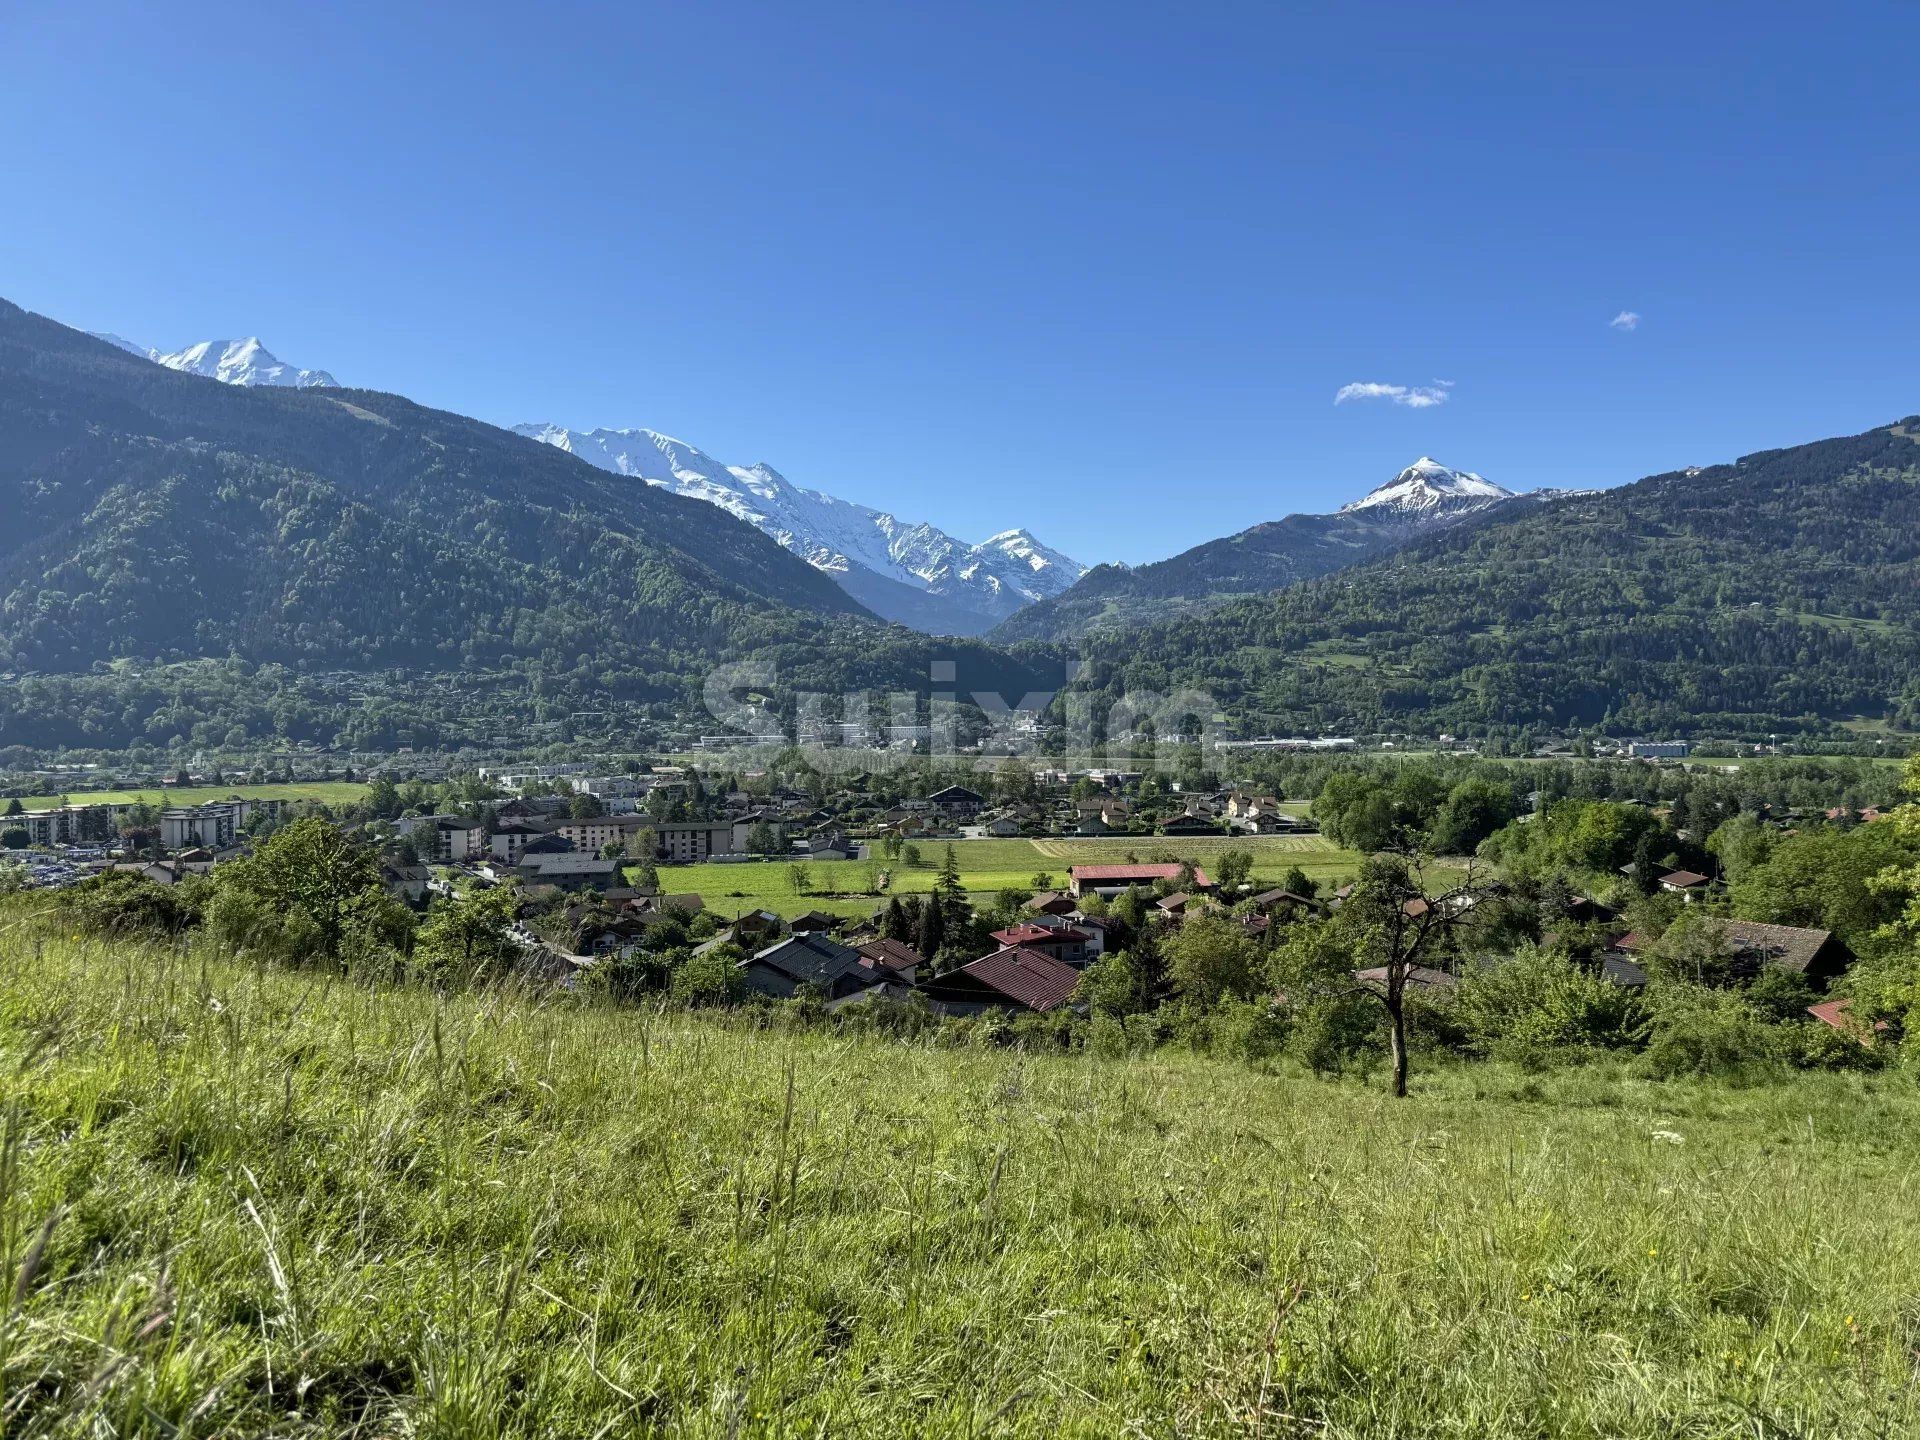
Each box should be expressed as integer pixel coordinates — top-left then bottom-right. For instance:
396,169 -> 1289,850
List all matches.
883,895 -> 912,944
916,892 -> 946,959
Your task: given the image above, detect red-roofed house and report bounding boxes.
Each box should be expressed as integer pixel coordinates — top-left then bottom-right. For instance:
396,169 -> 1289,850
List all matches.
1068,863 -> 1211,899
988,922 -> 1093,965
921,946 -> 1085,1015
1807,997 -> 1892,1046
854,937 -> 924,982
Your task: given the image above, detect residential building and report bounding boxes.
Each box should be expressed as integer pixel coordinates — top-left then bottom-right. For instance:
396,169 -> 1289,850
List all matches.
927,785 -> 985,820
737,933 -> 886,1006
920,947 -> 1083,1016
988,922 -> 1093,965
19,803 -> 118,848
159,799 -> 280,852
1068,863 -> 1211,899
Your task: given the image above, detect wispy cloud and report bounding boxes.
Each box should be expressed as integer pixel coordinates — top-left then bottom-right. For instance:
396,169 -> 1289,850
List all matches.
1335,380 -> 1450,409
1609,310 -> 1641,331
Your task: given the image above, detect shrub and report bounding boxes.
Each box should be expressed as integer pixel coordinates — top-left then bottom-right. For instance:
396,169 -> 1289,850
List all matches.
1453,946 -> 1649,1068
1212,999 -> 1288,1067
58,871 -> 205,940
1641,986 -> 1779,1081
668,950 -> 746,1008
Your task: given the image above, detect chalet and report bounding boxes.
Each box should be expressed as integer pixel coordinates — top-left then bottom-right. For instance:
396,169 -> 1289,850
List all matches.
988,921 -> 1093,965
1719,920 -> 1854,987
1612,919 -> 1854,988
854,937 -> 924,982
736,933 -> 887,1007
928,785 -> 985,821
1026,890 -> 1077,917
381,861 -> 430,904
919,946 -> 1084,1016
1155,891 -> 1198,917
1068,863 -> 1210,899
1563,895 -> 1619,926
789,910 -> 839,934
1247,888 -> 1324,920
1657,869 -> 1713,899
982,815 -> 1025,838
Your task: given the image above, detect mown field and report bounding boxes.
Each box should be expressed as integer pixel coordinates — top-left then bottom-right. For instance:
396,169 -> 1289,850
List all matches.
12,781 -> 370,812
644,834 -> 1361,920
1,931 -> 1916,1437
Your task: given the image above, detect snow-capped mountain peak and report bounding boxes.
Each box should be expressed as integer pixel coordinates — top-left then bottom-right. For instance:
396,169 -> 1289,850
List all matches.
515,422 -> 1086,633
92,331 -> 337,388
1341,457 -> 1513,515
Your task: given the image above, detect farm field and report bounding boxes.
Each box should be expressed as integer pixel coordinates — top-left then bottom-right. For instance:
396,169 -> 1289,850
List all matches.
1,930 -> 1915,1437
644,834 -> 1361,921
11,781 -> 370,812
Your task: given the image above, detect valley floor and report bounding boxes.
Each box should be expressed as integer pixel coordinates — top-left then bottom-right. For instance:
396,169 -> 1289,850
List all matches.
649,834 -> 1360,920
2,933 -> 1915,1437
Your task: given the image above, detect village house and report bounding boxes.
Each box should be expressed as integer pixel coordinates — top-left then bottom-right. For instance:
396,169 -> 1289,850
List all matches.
736,933 -> 890,1006
988,921 -> 1094,966
1068,863 -> 1211,900
919,946 -> 1084,1016
854,937 -> 924,982
927,785 -> 985,821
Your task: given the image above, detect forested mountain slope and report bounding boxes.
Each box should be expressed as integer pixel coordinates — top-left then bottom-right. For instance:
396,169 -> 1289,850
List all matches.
0,300 -> 873,674
1079,421 -> 1920,738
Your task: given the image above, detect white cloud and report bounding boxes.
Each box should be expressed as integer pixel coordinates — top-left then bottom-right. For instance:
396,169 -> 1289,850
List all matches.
1335,380 -> 1450,409
1610,310 -> 1641,331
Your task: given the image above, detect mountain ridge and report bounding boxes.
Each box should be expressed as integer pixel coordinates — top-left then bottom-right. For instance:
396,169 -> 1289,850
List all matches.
990,457 -> 1524,643
515,422 -> 1086,635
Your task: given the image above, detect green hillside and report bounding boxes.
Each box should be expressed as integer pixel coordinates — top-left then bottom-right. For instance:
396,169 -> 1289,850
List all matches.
2,931 -> 1915,1436
1083,420 -> 1920,738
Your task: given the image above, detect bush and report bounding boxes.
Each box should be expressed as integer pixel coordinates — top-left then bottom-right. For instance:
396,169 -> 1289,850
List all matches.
0,826 -> 27,850
668,950 -> 746,1008
1783,1019 -> 1885,1072
1453,946 -> 1650,1068
58,871 -> 205,940
1212,999 -> 1288,1067
1282,991 -> 1379,1077
1641,986 -> 1779,1081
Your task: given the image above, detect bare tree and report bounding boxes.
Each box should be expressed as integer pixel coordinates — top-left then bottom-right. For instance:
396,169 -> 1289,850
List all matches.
1334,849 -> 1498,1098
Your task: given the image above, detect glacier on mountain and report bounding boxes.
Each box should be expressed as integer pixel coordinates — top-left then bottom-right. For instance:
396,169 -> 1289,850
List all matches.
515,423 -> 1085,632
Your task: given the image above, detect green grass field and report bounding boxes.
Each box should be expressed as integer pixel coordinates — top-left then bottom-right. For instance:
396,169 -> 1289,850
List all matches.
12,781 -> 370,812
1,931 -> 1915,1436
645,834 -> 1361,920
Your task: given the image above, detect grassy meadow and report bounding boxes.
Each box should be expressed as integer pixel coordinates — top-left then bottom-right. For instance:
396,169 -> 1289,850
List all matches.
12,782 -> 370,812
644,834 -> 1361,920
2,929 -> 1917,1436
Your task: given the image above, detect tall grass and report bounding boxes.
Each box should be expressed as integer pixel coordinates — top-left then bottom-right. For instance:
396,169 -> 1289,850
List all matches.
0,927 -> 1915,1436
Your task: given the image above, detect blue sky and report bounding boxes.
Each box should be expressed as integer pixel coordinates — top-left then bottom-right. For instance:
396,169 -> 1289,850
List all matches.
4,2 -> 1918,566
